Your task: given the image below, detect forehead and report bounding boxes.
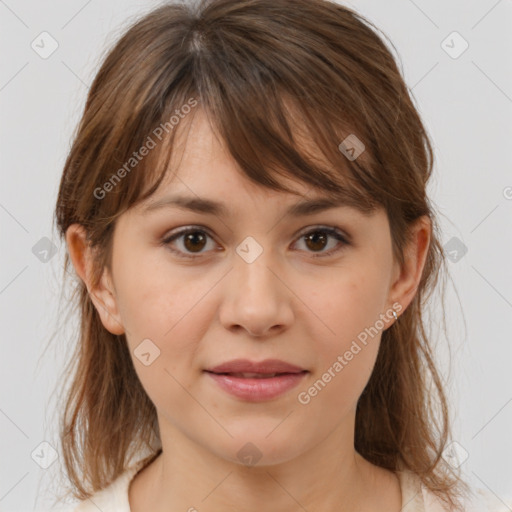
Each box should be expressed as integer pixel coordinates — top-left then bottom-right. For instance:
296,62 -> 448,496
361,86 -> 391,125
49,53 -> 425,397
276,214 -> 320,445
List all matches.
168,102 -> 357,172
133,101 -> 378,221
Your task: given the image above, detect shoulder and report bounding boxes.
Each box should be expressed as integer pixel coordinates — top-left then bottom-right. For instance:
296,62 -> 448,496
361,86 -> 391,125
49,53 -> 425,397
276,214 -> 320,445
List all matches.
462,486 -> 512,512
397,469 -> 512,512
397,469 -> 449,511
68,460 -> 146,512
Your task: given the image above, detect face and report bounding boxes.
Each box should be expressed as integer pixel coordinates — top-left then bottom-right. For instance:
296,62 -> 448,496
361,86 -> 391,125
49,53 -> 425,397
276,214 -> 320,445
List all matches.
81,108 -> 412,467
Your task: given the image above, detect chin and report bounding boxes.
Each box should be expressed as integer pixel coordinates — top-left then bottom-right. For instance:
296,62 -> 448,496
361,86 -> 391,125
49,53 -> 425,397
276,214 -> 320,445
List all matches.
205,425 -> 308,468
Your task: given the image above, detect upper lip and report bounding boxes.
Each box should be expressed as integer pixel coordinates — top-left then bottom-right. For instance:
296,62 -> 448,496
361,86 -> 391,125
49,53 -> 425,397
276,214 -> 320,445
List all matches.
206,359 -> 307,374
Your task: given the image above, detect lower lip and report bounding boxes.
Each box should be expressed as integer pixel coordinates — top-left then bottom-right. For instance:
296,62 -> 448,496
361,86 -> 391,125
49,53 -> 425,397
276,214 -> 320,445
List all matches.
205,371 -> 308,402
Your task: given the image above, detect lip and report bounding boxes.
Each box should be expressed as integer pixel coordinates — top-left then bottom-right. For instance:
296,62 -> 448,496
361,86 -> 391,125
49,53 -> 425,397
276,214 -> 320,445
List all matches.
205,371 -> 308,402
204,359 -> 308,402
206,358 -> 306,374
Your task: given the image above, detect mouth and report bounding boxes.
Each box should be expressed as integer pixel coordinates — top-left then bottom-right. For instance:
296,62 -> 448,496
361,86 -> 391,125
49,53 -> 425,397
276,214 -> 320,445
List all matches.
205,371 -> 306,378
205,358 -> 307,375
205,370 -> 309,402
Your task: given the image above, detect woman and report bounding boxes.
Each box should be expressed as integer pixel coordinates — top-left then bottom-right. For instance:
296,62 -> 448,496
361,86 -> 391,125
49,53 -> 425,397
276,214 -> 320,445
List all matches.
53,0 -> 504,510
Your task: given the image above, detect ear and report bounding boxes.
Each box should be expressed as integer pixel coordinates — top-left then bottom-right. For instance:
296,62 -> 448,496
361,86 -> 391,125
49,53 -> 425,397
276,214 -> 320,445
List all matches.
65,223 -> 125,335
387,215 -> 431,316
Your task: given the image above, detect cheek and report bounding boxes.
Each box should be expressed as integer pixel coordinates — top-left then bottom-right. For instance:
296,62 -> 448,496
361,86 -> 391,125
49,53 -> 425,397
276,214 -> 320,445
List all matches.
120,283 -> 206,363
120,280 -> 208,417
296,263 -> 387,403
303,261 -> 388,346
115,260 -> 218,379
113,248 -> 201,339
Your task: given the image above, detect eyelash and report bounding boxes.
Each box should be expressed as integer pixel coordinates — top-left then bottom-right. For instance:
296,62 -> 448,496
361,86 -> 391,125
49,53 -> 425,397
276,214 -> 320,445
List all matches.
161,225 -> 350,260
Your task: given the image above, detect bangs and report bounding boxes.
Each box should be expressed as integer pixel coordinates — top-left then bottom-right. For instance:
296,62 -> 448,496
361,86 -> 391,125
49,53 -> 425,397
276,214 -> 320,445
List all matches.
134,86 -> 380,217
87,0 -> 407,229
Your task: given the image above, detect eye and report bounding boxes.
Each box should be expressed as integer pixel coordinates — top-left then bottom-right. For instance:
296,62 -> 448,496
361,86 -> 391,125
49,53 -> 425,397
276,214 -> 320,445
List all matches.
161,227 -> 217,259
161,225 -> 350,260
293,226 -> 350,258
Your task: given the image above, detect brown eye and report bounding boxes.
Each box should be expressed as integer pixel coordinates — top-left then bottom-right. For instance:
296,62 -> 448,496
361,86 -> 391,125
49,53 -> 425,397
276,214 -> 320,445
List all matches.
183,231 -> 207,252
294,227 -> 349,257
162,227 -> 216,259
162,225 -> 349,260
304,232 -> 328,252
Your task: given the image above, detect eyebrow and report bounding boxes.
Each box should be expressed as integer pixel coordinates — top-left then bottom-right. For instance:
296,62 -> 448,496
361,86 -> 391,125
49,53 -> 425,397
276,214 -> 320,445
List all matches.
141,194 -> 357,218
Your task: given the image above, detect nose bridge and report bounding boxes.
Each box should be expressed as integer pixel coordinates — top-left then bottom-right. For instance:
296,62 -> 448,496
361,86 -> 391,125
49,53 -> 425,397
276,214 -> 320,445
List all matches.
236,245 -> 277,298
219,238 -> 293,336
234,238 -> 281,307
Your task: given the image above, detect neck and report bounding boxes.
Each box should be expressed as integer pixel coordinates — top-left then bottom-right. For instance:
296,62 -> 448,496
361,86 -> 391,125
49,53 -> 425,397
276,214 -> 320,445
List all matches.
129,414 -> 400,512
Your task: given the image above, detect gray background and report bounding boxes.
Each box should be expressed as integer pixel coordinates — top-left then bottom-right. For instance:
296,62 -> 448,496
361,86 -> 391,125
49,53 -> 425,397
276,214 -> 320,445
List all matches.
1,0 -> 511,510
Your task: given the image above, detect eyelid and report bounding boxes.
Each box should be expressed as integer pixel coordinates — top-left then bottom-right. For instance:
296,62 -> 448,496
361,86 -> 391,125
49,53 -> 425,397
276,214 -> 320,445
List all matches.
294,225 -> 350,258
161,225 -> 219,259
295,225 -> 351,243
161,224 -> 350,259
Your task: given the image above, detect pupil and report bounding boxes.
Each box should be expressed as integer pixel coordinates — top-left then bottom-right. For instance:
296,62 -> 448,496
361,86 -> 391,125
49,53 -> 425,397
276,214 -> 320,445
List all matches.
306,232 -> 327,251
184,232 -> 206,252
182,231 -> 328,253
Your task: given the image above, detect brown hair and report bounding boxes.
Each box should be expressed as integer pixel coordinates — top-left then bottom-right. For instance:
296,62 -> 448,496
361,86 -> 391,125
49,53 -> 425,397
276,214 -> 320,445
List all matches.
53,0 -> 468,508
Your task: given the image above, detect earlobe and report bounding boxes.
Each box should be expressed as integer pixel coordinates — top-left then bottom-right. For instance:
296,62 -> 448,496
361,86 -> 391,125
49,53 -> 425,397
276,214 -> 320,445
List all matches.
65,224 -> 125,336
387,216 -> 431,315
90,269 -> 125,336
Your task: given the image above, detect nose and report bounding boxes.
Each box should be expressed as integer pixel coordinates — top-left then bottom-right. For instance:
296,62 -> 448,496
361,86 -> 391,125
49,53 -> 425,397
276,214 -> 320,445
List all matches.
218,248 -> 294,338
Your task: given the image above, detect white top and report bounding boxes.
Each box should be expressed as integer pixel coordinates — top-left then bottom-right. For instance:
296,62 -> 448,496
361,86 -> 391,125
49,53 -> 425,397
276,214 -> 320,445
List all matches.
68,457 -> 510,512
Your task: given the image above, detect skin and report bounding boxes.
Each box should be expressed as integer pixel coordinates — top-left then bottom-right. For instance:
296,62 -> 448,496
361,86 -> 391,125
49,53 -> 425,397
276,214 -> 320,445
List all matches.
66,108 -> 431,512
